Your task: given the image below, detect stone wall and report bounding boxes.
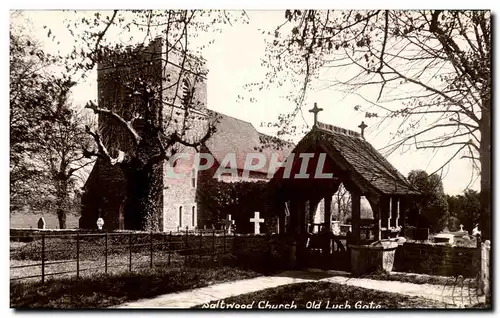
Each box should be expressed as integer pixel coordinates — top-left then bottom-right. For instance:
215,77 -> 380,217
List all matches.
479,240 -> 491,297
394,242 -> 480,277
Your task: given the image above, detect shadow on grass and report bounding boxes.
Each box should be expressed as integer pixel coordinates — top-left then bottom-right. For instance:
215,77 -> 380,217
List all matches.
11,264 -> 259,309
195,281 -> 457,309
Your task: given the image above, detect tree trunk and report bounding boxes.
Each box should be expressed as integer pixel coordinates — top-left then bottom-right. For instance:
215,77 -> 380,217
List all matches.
480,97 -> 491,241
123,160 -> 163,231
55,178 -> 69,230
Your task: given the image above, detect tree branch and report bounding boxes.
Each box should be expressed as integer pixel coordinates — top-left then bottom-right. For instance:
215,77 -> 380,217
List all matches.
85,101 -> 142,146
83,126 -> 127,165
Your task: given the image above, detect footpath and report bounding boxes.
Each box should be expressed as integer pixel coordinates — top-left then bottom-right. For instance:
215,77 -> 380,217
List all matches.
117,269 -> 485,309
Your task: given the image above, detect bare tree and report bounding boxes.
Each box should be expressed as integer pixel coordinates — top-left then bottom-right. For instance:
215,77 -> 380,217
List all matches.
10,21 -> 92,227
34,101 -> 95,229
263,10 -> 491,240
66,10 -> 246,230
334,183 -> 351,223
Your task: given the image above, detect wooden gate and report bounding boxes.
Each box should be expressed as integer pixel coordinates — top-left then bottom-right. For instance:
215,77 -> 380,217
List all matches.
304,233 -> 350,271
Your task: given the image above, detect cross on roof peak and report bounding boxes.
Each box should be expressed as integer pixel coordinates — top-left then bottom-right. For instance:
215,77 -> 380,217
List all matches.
358,121 -> 368,139
309,103 -> 323,127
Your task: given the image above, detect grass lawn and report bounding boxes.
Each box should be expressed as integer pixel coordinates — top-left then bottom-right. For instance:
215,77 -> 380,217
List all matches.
10,212 -> 80,229
11,265 -> 260,308
197,282 -> 455,309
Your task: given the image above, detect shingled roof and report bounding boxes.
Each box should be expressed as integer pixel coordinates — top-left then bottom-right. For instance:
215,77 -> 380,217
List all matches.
204,111 -> 294,175
274,121 -> 418,196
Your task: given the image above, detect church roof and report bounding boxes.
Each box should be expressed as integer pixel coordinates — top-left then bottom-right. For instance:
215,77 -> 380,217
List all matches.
205,111 -> 294,175
274,121 -> 418,196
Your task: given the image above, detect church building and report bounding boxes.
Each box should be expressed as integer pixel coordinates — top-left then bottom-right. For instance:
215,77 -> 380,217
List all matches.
80,37 -> 293,231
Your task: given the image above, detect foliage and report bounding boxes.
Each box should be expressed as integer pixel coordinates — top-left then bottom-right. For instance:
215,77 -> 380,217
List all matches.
263,10 -> 491,239
10,22 -> 93,228
407,170 -> 448,233
10,29 -> 64,200
197,178 -> 276,233
10,266 -> 259,308
446,189 -> 480,233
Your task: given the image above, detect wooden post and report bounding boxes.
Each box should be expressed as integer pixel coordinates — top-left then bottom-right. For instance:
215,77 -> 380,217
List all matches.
185,226 -> 188,264
223,228 -> 226,253
41,233 -> 45,283
211,228 -> 215,262
323,195 -> 333,258
199,230 -> 202,263
129,232 -> 132,272
399,198 -> 406,230
168,231 -> 172,266
375,203 -> 382,241
395,198 -> 400,228
150,231 -> 154,269
388,197 -> 392,228
324,195 -> 332,233
351,191 -> 361,245
76,232 -> 80,278
105,232 -> 108,274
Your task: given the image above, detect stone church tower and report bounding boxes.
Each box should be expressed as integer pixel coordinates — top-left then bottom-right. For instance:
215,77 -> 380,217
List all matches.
81,37 -> 208,231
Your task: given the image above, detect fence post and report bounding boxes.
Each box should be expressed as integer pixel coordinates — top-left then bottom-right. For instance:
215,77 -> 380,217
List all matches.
185,226 -> 188,264
199,230 -> 202,263
150,231 -> 153,269
223,229 -> 226,253
76,232 -> 80,279
168,231 -> 172,266
41,233 -> 45,283
105,232 -> 108,274
212,229 -> 215,262
129,232 -> 132,272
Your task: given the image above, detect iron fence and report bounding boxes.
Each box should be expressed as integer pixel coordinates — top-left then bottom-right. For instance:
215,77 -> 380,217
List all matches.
10,228 -> 248,283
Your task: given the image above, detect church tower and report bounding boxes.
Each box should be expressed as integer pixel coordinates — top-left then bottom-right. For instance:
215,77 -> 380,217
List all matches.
81,36 -> 208,231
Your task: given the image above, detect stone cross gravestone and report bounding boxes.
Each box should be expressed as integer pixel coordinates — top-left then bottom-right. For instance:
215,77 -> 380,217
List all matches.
221,214 -> 235,234
250,211 -> 264,234
37,217 -> 46,229
96,217 -> 104,230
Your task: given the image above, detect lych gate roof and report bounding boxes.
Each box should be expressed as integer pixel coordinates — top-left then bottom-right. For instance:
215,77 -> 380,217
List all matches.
276,121 -> 418,196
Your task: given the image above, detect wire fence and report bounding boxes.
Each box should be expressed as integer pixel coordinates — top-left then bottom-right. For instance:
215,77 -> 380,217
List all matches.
10,228 -> 258,283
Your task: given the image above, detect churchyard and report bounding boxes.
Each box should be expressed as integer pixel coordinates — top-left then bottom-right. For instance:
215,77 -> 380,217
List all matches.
10,9 -> 491,311
10,209 -> 490,309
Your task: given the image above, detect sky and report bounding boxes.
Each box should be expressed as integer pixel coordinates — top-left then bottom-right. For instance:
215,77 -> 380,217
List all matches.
14,9 -> 482,195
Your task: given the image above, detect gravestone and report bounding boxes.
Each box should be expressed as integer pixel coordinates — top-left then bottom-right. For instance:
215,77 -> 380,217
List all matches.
250,211 -> 264,234
221,214 -> 235,234
96,218 -> 104,230
37,217 -> 46,230
434,233 -> 454,244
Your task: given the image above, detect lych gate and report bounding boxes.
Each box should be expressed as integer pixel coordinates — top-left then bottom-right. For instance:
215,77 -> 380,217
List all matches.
270,110 -> 419,271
